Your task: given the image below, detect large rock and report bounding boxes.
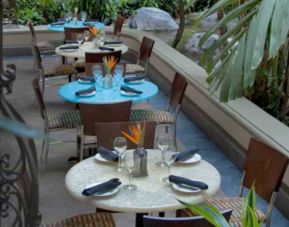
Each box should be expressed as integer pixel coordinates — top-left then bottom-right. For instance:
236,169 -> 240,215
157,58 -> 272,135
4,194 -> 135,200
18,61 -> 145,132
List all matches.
129,7 -> 179,31
185,32 -> 219,62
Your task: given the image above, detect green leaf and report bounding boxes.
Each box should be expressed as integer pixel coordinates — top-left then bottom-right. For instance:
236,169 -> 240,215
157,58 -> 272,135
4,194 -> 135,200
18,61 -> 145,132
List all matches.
178,200 -> 230,227
269,0 -> 289,58
251,0 -> 276,69
199,0 -> 259,47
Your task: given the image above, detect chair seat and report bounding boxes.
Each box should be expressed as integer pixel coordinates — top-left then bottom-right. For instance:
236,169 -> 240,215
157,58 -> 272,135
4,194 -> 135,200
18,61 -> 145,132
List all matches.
125,63 -> 145,74
48,110 -> 81,129
130,109 -> 174,124
44,64 -> 77,77
42,212 -> 115,227
178,197 -> 266,226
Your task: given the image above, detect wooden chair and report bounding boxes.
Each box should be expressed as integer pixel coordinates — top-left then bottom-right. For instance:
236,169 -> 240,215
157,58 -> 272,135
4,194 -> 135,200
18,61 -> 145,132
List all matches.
32,44 -> 77,94
125,36 -> 155,76
64,27 -> 90,42
32,78 -> 81,168
28,20 -> 55,56
130,73 -> 188,147
95,121 -> 156,149
144,210 -> 232,227
85,51 -> 122,75
178,138 -> 289,227
113,15 -> 125,40
78,101 -> 132,160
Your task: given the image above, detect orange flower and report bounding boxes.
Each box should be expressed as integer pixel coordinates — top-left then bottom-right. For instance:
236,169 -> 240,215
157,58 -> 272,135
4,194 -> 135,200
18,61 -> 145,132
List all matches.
88,25 -> 98,36
122,123 -> 145,146
103,56 -> 118,74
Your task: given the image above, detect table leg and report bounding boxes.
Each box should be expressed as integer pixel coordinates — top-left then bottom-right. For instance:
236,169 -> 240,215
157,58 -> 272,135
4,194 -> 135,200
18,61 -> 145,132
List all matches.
159,212 -> 165,217
135,213 -> 147,227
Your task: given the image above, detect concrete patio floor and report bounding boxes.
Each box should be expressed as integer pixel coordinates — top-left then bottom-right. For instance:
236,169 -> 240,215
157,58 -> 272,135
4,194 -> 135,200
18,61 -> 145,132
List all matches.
2,55 -> 289,226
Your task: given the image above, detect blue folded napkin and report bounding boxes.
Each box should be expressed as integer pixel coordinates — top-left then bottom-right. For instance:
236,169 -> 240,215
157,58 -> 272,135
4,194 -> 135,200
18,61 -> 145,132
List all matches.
98,46 -> 115,51
104,41 -> 123,45
124,75 -> 145,83
77,75 -> 95,83
75,86 -> 96,96
60,45 -> 79,50
121,86 -> 142,95
169,175 -> 208,190
82,178 -> 121,196
175,149 -> 199,161
97,146 -> 119,162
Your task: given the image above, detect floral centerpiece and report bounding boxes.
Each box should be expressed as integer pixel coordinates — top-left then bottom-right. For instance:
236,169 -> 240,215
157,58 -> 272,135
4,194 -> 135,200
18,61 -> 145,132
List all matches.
88,25 -> 99,37
122,123 -> 148,177
122,123 -> 145,147
101,56 -> 117,88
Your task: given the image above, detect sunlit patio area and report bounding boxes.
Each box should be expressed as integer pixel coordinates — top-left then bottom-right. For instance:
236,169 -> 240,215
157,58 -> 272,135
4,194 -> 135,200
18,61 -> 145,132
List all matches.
2,1 -> 289,227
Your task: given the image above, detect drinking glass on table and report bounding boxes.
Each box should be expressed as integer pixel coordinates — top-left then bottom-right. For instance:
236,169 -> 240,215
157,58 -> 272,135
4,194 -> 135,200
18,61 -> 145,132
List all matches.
92,64 -> 103,86
162,145 -> 178,182
66,11 -> 72,23
98,30 -> 105,42
113,64 -> 124,89
123,150 -> 137,191
113,137 -> 127,172
156,134 -> 171,167
83,31 -> 90,42
80,11 -> 87,22
76,34 -> 84,51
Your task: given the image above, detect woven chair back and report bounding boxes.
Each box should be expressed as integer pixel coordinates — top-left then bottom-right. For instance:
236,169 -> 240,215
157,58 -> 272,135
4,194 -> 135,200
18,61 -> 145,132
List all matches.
79,101 -> 132,135
243,138 -> 288,202
169,73 -> 188,109
95,121 -> 156,150
144,210 -> 232,227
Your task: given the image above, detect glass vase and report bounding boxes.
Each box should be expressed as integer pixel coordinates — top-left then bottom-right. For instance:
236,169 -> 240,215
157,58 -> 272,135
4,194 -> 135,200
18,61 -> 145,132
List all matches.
102,74 -> 113,89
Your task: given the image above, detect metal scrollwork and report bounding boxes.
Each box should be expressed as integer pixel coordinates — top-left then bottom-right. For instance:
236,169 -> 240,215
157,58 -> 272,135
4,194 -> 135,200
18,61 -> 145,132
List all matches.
0,1 -> 41,226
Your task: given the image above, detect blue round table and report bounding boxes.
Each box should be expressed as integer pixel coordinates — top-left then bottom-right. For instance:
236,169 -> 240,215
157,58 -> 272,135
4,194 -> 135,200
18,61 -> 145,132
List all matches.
48,21 -> 105,32
59,79 -> 158,104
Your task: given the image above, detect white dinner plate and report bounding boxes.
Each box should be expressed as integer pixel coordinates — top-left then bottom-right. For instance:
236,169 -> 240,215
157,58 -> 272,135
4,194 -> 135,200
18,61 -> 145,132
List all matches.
78,78 -> 95,84
60,44 -> 79,52
172,183 -> 202,194
77,90 -> 96,97
107,43 -> 122,47
61,48 -> 77,52
94,153 -> 112,163
126,79 -> 145,84
177,154 -> 202,164
84,182 -> 120,197
120,90 -> 140,96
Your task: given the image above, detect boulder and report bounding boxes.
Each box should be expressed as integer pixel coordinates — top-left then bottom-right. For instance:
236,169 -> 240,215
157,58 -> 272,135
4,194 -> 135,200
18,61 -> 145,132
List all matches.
129,7 -> 178,31
185,32 -> 219,62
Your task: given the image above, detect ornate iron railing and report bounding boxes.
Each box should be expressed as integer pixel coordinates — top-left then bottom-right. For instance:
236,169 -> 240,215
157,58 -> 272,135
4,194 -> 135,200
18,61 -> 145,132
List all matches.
0,1 -> 41,226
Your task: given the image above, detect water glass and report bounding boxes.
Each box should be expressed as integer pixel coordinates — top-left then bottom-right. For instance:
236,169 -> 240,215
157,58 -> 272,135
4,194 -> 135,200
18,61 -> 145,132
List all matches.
66,11 -> 72,23
113,64 -> 124,89
162,145 -> 178,182
123,150 -> 137,191
113,137 -> 127,172
98,30 -> 105,42
156,134 -> 171,167
92,64 -> 103,86
83,31 -> 90,42
80,11 -> 87,22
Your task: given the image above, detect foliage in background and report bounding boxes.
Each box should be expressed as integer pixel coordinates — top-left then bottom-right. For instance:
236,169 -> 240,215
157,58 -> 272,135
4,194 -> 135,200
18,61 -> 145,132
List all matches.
179,187 -> 261,227
192,0 -> 289,126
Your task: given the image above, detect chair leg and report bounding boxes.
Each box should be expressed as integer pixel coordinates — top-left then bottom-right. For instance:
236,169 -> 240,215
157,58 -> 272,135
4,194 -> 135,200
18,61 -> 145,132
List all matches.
173,123 -> 177,149
44,137 -> 50,170
40,138 -> 46,160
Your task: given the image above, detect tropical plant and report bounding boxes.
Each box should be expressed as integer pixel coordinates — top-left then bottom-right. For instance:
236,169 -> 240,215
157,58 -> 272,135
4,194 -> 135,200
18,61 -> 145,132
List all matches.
179,187 -> 261,227
192,0 -> 289,124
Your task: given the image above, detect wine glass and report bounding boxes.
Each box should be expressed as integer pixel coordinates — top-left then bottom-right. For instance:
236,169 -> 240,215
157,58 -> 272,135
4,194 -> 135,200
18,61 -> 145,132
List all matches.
113,64 -> 123,89
80,11 -> 87,22
113,137 -> 127,172
123,150 -> 137,191
67,11 -> 72,23
92,64 -> 103,87
156,134 -> 171,167
76,34 -> 83,50
83,30 -> 90,42
98,30 -> 105,42
162,145 -> 178,182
